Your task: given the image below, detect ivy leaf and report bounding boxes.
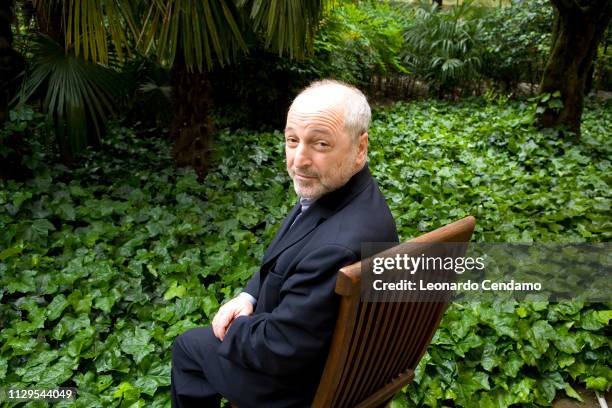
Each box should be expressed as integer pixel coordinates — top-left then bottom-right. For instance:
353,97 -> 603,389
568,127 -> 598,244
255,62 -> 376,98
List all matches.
120,328 -> 155,364
97,374 -> 114,392
527,320 -> 555,353
585,376 -> 607,391
564,383 -> 583,402
164,281 -> 187,301
455,370 -> 490,406
66,327 -> 95,358
201,294 -> 220,320
24,219 -> 56,242
481,342 -> 499,371
165,319 -> 199,339
113,381 -> 141,404
67,290 -> 93,314
47,294 -> 69,320
0,357 -> 7,380
552,326 -> 581,354
557,353 -> 575,368
0,242 -> 24,261
95,347 -> 130,374
4,337 -> 38,356
133,358 -> 171,397
535,372 -> 565,403
58,203 -> 76,221
510,377 -> 536,402
38,356 -> 77,386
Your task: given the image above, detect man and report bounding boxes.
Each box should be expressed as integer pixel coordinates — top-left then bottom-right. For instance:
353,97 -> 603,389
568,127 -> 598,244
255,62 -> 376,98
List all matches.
171,80 -> 398,407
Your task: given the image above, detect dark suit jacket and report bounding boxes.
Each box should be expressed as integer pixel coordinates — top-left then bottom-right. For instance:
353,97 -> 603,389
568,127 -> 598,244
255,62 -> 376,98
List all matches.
208,165 -> 398,407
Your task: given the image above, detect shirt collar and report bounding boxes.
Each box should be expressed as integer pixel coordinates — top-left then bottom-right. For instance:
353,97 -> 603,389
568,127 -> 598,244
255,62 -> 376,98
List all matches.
298,196 -> 315,212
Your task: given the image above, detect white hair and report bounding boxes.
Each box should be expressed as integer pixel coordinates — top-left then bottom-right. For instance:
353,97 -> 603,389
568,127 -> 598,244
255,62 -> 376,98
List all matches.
291,79 -> 371,143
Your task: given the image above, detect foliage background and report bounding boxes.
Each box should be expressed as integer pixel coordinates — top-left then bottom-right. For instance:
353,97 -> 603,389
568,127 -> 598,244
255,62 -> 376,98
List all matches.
2,0 -> 612,407
1,97 -> 611,407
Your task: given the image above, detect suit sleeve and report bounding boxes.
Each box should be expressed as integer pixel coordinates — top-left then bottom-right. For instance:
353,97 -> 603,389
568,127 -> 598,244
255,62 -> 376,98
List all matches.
217,244 -> 357,375
244,270 -> 260,299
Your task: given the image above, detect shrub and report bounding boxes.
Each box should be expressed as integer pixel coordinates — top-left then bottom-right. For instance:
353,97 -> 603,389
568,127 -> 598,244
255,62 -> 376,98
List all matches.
1,98 -> 610,407
593,26 -> 612,91
312,1 -> 409,87
0,105 -> 52,180
479,0 -> 553,90
18,35 -> 129,163
402,1 -> 487,97
209,1 -> 410,129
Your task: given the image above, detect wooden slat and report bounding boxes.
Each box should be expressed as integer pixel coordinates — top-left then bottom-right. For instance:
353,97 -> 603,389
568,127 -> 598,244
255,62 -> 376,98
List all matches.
372,303 -> 408,391
312,216 -> 476,408
352,283 -> 407,404
357,304 -> 394,399
354,369 -> 415,408
343,301 -> 381,406
330,302 -> 372,407
387,302 -> 426,381
311,295 -> 360,407
359,300 -> 398,393
351,302 -> 389,402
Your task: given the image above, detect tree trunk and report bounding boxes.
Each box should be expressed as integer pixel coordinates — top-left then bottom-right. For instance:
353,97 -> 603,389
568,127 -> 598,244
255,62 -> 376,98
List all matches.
584,60 -> 595,95
34,2 -> 64,44
170,55 -> 214,178
0,0 -> 26,124
536,0 -> 612,136
0,0 -> 32,180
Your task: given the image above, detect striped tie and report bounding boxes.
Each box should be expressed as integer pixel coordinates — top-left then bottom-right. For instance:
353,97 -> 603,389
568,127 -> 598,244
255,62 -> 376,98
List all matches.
290,197 -> 315,229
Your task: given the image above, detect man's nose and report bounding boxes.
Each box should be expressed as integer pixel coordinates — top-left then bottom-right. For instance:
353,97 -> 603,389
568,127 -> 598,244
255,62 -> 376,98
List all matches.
293,143 -> 311,168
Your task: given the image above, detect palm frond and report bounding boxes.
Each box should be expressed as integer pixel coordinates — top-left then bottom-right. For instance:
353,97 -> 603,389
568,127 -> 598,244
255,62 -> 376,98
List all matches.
402,2 -> 483,94
138,0 -> 247,72
239,0 -> 331,58
19,34 -> 127,159
34,0 -> 135,64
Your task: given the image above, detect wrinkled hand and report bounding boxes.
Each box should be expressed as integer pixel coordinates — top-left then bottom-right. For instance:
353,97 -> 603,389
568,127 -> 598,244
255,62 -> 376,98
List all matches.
212,295 -> 254,341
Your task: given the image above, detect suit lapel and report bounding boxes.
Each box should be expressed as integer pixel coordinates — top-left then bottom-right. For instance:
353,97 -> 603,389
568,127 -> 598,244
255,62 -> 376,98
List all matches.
263,202 -> 301,263
262,204 -> 333,264
261,165 -> 374,266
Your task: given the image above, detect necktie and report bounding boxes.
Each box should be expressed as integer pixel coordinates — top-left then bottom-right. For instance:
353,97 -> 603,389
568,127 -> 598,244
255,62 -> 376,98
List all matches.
290,197 -> 315,229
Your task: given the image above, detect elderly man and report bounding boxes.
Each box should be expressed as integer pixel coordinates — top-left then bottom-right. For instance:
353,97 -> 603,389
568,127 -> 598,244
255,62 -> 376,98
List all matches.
171,80 -> 398,407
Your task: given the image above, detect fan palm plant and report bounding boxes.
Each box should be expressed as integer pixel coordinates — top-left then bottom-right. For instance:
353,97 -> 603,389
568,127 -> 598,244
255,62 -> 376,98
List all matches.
12,0 -> 132,163
18,34 -> 127,162
20,0 -> 330,173
136,0 -> 330,175
403,0 -> 485,97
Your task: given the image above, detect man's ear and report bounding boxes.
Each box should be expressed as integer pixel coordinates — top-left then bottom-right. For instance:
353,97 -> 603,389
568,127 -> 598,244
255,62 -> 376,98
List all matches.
356,132 -> 368,166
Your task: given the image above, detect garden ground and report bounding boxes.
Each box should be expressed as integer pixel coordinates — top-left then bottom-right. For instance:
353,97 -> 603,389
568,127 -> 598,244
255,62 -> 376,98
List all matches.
1,97 -> 610,407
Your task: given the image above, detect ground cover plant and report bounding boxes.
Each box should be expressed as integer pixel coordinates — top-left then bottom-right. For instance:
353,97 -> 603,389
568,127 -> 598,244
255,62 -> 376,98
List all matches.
0,97 -> 610,407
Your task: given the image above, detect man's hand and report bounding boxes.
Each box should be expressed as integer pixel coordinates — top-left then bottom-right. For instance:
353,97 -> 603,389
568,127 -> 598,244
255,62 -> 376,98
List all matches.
212,295 -> 254,341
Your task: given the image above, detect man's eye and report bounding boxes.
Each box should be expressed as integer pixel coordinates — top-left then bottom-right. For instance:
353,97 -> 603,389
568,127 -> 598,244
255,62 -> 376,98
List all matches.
286,138 -> 298,145
316,142 -> 329,148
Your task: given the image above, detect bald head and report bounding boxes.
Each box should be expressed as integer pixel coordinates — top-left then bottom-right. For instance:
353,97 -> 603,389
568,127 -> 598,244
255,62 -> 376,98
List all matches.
284,80 -> 370,199
289,80 -> 371,144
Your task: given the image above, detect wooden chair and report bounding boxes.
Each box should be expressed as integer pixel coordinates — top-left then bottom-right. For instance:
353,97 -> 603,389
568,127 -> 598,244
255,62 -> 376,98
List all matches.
311,216 -> 476,408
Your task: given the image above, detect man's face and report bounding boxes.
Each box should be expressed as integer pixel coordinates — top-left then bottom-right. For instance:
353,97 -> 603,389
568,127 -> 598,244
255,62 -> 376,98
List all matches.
284,97 -> 366,200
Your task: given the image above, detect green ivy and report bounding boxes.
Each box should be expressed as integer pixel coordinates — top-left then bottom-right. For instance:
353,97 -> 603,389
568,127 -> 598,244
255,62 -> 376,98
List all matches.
1,97 -> 610,407
372,97 -> 611,406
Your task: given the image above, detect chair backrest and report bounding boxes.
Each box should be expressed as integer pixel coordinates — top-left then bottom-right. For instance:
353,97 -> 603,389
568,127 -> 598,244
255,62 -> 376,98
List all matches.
311,216 -> 476,408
